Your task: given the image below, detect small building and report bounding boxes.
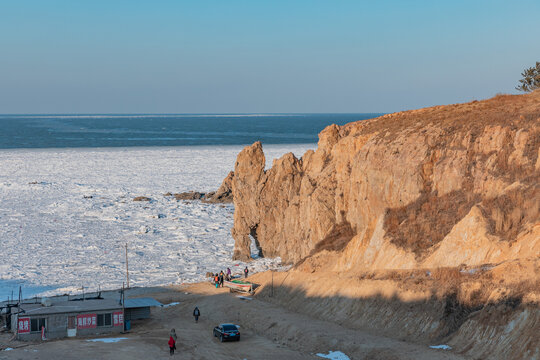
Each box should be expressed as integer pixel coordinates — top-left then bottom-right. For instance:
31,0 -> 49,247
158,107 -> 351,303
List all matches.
124,297 -> 163,321
11,299 -> 124,341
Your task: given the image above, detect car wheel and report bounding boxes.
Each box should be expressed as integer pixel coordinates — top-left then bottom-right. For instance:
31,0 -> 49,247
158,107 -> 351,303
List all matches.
237,336 -> 240,341
220,335 -> 224,342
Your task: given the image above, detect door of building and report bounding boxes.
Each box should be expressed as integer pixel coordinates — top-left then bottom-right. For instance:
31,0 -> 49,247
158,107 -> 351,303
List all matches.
67,316 -> 77,337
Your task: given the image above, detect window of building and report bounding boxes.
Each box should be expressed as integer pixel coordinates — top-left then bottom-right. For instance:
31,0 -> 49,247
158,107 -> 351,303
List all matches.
30,318 -> 46,332
97,313 -> 112,327
105,313 -> 112,326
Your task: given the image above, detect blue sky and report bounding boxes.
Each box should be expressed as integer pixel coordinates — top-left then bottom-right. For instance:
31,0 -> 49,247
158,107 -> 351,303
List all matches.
1,0 -> 539,113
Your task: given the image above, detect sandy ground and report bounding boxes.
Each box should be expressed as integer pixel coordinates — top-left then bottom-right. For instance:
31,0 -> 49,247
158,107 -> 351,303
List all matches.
0,282 -> 466,360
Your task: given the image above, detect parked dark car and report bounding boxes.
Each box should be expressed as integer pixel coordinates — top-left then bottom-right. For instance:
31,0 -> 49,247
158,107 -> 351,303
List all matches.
213,323 -> 240,342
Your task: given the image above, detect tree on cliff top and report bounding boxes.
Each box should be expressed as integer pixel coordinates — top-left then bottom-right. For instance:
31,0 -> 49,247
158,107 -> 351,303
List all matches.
516,61 -> 540,92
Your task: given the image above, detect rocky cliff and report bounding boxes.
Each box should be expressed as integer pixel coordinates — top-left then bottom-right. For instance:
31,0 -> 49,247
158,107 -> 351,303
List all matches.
231,92 -> 540,270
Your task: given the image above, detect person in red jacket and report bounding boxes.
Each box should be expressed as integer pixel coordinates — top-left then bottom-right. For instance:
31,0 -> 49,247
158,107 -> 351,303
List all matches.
168,335 -> 176,355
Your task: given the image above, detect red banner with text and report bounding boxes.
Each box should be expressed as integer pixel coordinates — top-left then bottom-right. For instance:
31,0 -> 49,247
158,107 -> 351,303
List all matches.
113,311 -> 124,327
18,317 -> 30,333
77,314 -> 97,329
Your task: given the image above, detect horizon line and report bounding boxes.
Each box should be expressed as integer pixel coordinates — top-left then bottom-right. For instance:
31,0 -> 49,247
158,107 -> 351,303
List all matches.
0,112 -> 385,116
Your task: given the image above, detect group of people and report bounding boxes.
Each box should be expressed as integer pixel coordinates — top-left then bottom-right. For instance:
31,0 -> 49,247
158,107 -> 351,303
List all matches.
168,306 -> 201,355
212,268 -> 230,288
212,266 -> 249,288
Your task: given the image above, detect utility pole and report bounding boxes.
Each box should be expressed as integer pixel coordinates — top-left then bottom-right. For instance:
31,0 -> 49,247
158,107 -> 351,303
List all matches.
16,286 -> 21,341
271,270 -> 274,297
121,282 -> 126,331
125,243 -> 130,289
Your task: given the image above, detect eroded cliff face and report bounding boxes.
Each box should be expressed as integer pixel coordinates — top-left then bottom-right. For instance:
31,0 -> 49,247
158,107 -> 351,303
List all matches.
231,92 -> 540,269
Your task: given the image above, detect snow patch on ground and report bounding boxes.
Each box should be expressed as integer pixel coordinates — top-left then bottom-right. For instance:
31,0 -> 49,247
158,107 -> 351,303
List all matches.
161,302 -> 180,307
430,345 -> 452,350
316,351 -> 351,360
86,338 -> 129,343
0,145 -> 314,299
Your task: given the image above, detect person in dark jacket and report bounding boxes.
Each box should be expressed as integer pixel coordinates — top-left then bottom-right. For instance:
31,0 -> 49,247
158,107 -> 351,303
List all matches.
193,306 -> 200,323
168,335 -> 176,355
244,266 -> 249,278
218,272 -> 224,287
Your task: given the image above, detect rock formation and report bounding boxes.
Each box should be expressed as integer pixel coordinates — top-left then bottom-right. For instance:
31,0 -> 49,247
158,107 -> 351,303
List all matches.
133,196 -> 152,202
172,191 -> 206,201
205,170 -> 234,203
231,91 -> 540,269
167,171 -> 235,204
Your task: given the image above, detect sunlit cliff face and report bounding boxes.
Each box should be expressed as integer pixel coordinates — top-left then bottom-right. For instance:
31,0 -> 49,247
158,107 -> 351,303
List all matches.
231,92 -> 540,270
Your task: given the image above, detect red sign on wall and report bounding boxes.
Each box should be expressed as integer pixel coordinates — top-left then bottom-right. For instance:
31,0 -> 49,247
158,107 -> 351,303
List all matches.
113,311 -> 124,327
18,317 -> 30,333
77,314 -> 97,329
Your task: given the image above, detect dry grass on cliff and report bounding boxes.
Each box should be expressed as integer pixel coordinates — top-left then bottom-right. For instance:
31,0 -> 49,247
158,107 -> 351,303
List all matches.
375,92 -> 540,257
481,183 -> 540,241
384,190 -> 477,257
384,182 -> 539,256
344,91 -> 540,143
354,263 -> 539,310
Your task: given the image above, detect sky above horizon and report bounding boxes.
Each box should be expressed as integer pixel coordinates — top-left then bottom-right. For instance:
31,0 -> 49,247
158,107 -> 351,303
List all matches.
1,0 -> 539,114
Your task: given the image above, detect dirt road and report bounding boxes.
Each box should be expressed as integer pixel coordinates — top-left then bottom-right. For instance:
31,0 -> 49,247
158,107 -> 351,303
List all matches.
0,283 -> 466,360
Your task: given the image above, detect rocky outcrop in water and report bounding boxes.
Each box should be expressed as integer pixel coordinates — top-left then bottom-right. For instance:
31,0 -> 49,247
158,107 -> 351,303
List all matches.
231,92 -> 540,267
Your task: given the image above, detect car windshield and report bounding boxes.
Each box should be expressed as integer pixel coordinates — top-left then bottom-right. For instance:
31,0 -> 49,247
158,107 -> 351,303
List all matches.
222,325 -> 237,331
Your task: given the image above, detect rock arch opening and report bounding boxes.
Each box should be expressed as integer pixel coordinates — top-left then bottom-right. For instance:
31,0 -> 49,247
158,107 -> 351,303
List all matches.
249,225 -> 264,259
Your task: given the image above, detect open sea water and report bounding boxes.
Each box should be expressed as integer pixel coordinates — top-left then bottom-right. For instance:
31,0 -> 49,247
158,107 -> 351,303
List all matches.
0,113 -> 380,149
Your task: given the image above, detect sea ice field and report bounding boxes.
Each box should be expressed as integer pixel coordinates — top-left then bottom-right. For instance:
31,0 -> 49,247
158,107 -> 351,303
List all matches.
0,144 -> 314,299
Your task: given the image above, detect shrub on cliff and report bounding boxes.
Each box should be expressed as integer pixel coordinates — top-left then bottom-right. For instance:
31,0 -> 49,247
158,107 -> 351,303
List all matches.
516,61 -> 540,92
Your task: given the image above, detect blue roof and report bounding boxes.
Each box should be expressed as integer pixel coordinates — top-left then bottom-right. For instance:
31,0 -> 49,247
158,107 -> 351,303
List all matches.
124,297 -> 162,308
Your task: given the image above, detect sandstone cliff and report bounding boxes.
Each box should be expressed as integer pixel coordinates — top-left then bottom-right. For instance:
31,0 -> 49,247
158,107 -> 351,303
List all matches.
231,92 -> 539,269
230,92 -> 539,359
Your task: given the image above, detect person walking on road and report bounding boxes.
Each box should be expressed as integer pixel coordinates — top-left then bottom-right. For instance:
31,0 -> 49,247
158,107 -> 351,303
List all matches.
193,306 -> 200,323
226,267 -> 232,280
244,266 -> 249,279
168,334 -> 176,355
